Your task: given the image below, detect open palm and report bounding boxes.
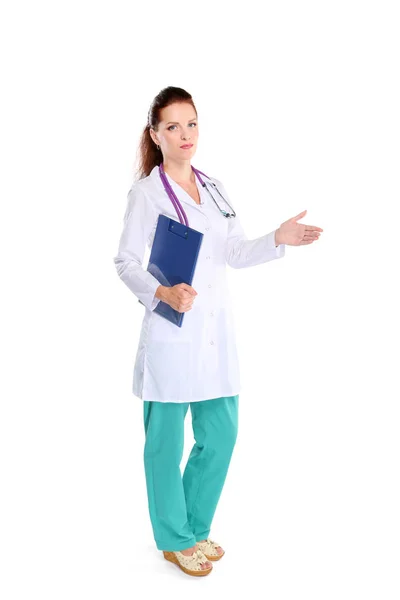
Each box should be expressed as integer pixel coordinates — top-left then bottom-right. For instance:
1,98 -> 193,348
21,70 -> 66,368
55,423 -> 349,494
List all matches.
277,210 -> 323,246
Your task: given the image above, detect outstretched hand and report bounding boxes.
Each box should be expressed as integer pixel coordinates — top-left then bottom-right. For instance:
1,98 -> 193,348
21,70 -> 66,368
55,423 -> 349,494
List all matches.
276,210 -> 323,246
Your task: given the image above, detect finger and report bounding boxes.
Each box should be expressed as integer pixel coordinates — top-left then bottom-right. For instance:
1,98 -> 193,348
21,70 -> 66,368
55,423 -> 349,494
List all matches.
179,283 -> 197,295
299,239 -> 314,245
180,301 -> 194,312
182,299 -> 194,308
181,289 -> 195,298
291,210 -> 307,221
304,225 -> 324,232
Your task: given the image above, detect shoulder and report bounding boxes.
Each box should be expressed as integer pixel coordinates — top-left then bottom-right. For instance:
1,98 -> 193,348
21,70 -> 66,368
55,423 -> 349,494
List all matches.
130,167 -> 162,202
123,177 -> 159,222
203,172 -> 227,192
128,176 -> 149,196
202,172 -> 222,186
127,171 -> 157,203
200,172 -> 229,198
204,173 -> 234,205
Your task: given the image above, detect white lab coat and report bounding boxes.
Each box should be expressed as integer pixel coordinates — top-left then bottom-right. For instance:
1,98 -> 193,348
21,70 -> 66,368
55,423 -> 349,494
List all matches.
113,165 -> 285,403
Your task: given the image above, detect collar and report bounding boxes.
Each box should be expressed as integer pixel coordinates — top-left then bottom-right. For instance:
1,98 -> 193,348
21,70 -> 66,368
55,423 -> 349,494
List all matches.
149,164 -> 206,210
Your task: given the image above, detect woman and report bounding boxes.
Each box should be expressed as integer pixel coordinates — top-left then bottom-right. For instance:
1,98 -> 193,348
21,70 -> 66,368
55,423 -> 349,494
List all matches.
113,86 -> 323,577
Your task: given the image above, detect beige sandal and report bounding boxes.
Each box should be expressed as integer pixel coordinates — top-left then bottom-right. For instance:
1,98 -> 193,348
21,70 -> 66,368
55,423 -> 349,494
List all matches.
163,548 -> 213,576
196,538 -> 225,561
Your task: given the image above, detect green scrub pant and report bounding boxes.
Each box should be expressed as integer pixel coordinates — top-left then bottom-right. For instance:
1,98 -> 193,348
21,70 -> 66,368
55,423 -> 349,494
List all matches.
143,394 -> 239,551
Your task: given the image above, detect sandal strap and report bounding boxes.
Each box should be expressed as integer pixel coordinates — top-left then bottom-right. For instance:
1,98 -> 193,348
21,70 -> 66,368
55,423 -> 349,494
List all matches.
196,538 -> 221,556
175,549 -> 209,570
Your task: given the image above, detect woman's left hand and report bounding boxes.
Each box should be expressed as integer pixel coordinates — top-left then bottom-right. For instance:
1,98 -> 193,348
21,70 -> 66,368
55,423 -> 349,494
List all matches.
275,210 -> 323,246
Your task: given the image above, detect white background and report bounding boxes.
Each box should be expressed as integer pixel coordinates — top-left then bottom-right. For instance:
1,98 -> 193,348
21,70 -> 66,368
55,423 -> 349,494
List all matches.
1,1 -> 399,598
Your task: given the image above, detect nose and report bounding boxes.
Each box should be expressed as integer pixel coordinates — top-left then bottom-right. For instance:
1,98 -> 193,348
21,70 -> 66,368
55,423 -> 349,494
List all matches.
181,128 -> 193,141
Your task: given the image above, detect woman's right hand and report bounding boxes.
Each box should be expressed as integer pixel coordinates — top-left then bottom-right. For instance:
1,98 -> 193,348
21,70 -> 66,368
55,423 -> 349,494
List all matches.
156,283 -> 198,313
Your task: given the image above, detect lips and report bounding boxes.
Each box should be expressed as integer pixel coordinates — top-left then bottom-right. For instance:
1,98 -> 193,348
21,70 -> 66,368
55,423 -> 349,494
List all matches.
180,144 -> 193,149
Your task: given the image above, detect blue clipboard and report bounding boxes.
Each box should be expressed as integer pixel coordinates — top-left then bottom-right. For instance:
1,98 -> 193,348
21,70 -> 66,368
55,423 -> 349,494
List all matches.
139,214 -> 204,327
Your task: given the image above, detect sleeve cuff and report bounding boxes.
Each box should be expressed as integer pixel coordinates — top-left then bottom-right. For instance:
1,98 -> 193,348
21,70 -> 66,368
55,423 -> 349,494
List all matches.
149,286 -> 162,311
266,230 -> 286,257
138,281 -> 162,311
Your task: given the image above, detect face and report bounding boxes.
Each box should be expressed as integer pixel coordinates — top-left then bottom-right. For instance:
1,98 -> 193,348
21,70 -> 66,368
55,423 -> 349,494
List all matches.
150,102 -> 198,162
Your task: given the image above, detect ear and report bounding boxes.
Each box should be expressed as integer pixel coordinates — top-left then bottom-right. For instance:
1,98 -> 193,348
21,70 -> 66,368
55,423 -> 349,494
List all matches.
149,128 -> 158,145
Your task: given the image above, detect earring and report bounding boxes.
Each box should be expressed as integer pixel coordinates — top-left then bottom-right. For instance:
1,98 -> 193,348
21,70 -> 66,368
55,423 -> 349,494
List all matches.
156,144 -> 160,150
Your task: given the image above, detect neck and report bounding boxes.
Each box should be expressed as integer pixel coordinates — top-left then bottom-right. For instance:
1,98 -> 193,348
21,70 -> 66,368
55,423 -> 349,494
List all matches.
163,159 -> 194,183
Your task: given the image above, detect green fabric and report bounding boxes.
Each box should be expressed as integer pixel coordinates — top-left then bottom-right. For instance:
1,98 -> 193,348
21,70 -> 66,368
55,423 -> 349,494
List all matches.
143,395 -> 239,551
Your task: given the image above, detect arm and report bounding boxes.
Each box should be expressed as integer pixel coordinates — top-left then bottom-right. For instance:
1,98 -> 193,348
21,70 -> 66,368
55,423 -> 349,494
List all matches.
113,183 -> 163,311
216,178 -> 286,269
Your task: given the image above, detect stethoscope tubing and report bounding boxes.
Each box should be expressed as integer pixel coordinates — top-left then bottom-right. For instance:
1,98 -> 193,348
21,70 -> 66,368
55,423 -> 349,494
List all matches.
158,163 -> 236,227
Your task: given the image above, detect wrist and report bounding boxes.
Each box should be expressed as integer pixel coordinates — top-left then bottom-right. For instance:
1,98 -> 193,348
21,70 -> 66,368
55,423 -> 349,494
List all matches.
155,285 -> 169,302
274,228 -> 281,247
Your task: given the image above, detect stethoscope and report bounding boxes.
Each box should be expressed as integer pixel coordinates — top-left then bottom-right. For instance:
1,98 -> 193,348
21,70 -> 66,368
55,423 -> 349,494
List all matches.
158,162 -> 236,228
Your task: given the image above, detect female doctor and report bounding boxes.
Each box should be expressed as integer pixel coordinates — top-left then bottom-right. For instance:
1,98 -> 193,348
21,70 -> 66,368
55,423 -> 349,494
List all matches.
113,86 -> 323,576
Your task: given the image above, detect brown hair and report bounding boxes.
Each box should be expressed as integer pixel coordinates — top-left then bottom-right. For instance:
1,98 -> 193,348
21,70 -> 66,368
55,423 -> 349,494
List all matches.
135,86 -> 197,180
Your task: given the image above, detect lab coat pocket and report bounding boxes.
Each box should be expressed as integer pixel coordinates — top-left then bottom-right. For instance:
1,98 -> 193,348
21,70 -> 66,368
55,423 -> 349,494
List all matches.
145,340 -> 191,401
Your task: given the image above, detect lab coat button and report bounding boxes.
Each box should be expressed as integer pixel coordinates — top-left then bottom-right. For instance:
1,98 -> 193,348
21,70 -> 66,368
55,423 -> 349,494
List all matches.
208,284 -> 212,288
210,311 -> 214,316
206,255 -> 211,259
210,340 -> 214,345
205,226 -> 210,231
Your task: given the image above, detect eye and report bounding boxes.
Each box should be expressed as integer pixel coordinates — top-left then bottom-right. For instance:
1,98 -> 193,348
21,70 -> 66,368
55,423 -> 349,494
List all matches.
167,122 -> 197,131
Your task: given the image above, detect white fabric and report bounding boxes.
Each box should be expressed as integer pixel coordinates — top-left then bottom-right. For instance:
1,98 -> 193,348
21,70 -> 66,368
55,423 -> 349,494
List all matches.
113,165 -> 285,402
